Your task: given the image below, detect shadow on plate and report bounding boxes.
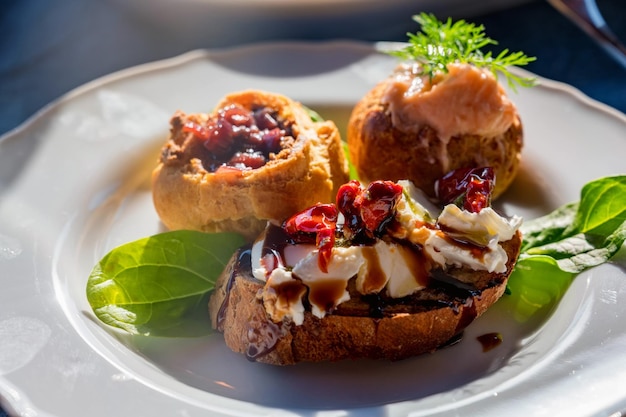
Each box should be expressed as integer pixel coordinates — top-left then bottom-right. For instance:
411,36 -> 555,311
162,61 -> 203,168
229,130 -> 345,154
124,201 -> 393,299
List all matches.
205,42 -> 379,78
129,277 -> 573,412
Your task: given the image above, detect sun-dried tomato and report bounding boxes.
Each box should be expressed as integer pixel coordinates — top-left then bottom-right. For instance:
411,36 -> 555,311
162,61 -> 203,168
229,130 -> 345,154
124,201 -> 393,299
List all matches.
436,167 -> 494,213
282,203 -> 339,273
336,180 -> 364,237
357,181 -> 404,234
282,180 -> 404,273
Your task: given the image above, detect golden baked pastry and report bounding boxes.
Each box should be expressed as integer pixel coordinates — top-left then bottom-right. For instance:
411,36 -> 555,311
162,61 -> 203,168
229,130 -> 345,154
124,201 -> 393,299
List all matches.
348,63 -> 524,200
152,90 -> 349,240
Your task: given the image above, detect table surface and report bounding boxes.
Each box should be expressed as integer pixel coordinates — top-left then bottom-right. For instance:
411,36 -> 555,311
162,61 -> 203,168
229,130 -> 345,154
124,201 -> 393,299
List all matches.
0,0 -> 625,415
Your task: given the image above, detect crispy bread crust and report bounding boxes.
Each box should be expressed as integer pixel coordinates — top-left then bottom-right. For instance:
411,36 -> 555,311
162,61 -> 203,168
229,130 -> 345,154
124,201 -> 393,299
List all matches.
209,231 -> 522,365
152,90 -> 349,240
347,81 -> 523,199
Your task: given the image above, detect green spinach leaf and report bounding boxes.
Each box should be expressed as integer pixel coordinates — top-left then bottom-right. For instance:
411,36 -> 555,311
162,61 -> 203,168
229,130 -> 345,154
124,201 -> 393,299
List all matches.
569,175 -> 626,236
519,175 -> 626,271
507,255 -> 575,322
509,175 -> 626,318
86,230 -> 245,337
519,202 -> 578,253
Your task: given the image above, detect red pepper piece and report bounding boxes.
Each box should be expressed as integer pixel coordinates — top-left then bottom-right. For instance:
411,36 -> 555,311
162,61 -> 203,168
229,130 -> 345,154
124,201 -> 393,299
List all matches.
182,119 -> 233,156
282,203 -> 339,273
220,104 -> 253,127
465,175 -> 493,213
336,180 -> 364,237
436,167 -> 494,213
315,228 -> 335,273
228,151 -> 266,170
204,120 -> 234,155
283,204 -> 338,236
356,181 -> 403,234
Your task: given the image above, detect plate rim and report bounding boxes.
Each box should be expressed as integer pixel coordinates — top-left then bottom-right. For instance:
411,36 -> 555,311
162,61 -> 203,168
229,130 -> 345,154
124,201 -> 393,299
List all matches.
1,40 -> 625,417
2,39 -> 625,145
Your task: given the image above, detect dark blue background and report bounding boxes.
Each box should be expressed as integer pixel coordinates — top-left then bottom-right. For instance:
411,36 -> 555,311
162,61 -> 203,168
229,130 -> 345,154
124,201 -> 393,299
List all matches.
1,0 -> 624,141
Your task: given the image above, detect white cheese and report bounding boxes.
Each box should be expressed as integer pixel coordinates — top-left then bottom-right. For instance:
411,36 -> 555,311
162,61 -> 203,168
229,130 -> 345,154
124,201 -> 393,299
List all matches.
253,180 -> 522,325
437,204 -> 522,246
262,268 -> 306,325
423,232 -> 509,273
292,246 -> 362,318
376,241 -> 426,298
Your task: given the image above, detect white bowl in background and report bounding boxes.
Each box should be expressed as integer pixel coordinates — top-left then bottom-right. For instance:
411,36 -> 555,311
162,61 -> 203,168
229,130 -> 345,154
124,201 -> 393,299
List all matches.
106,0 -> 536,48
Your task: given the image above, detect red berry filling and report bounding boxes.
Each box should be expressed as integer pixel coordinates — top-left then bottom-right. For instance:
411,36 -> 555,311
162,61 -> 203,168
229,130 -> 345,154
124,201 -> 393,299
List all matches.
182,104 -> 293,172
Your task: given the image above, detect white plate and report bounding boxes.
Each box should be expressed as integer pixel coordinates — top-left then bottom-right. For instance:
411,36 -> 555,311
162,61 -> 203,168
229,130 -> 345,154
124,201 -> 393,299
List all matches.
1,41 -> 625,417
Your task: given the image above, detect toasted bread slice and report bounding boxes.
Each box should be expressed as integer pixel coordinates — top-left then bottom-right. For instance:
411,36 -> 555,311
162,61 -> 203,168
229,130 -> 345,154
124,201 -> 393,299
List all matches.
208,230 -> 521,365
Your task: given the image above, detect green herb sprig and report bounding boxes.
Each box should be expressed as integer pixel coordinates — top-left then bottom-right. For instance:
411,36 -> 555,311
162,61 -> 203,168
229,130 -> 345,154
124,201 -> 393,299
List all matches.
389,13 -> 537,91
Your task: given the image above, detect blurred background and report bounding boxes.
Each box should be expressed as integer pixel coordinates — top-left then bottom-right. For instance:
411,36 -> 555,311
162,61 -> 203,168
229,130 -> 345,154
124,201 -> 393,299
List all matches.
0,0 -> 625,139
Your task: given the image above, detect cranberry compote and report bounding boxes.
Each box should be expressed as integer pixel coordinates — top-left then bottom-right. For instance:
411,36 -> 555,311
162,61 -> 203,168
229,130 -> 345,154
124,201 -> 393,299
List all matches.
436,167 -> 495,213
182,104 -> 293,172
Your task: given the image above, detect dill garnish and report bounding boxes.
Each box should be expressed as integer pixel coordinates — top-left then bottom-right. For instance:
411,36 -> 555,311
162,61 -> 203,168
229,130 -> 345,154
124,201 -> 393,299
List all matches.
389,13 -> 537,91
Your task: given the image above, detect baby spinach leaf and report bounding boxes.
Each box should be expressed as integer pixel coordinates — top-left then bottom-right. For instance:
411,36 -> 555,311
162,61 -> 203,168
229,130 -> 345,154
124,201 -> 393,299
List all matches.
521,176 -> 626,254
303,105 -> 324,122
519,202 -> 577,253
519,175 -> 626,272
555,223 -> 626,273
509,175 -> 626,318
86,230 -> 245,337
507,255 -> 575,322
569,175 -> 626,236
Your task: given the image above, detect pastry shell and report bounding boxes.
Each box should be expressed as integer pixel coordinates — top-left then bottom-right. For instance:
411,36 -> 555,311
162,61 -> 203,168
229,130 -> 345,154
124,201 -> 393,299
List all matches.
347,80 -> 523,199
152,90 -> 349,240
